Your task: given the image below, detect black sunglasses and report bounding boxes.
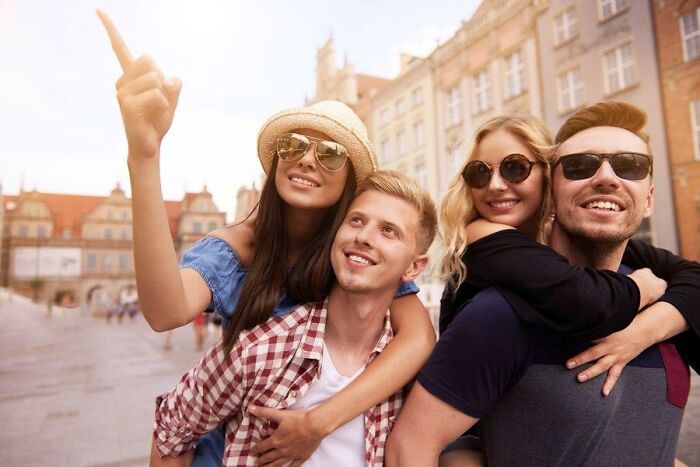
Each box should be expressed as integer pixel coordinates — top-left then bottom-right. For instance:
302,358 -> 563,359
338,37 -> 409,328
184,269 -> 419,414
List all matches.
276,132 -> 348,172
554,152 -> 651,181
462,153 -> 541,189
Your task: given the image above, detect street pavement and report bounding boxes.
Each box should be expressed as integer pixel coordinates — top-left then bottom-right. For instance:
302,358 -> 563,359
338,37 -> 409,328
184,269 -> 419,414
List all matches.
1,289 -> 698,466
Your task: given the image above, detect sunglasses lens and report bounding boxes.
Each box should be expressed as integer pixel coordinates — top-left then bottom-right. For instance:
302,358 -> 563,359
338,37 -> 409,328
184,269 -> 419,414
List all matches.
611,153 -> 650,180
316,141 -> 348,171
276,133 -> 307,161
463,162 -> 491,188
561,154 -> 600,180
500,154 -> 533,183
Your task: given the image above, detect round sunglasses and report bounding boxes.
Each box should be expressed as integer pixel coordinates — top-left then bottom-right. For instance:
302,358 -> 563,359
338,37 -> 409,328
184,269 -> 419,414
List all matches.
553,152 -> 651,181
462,153 -> 541,189
276,132 -> 348,172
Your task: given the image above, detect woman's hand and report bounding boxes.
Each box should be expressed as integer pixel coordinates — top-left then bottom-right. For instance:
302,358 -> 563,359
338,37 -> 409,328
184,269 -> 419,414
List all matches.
566,317 -> 652,396
249,406 -> 326,466
97,10 -> 182,161
628,267 -> 667,309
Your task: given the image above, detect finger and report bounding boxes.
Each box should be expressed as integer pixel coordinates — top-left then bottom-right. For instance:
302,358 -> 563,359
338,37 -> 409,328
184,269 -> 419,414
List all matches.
267,458 -> 292,467
256,449 -> 284,466
291,461 -> 304,467
116,55 -> 165,90
128,88 -> 170,115
96,9 -> 133,70
117,71 -> 166,99
601,364 -> 623,396
251,436 -> 274,455
566,345 -> 607,369
576,356 -> 615,382
163,77 -> 182,111
249,405 -> 284,422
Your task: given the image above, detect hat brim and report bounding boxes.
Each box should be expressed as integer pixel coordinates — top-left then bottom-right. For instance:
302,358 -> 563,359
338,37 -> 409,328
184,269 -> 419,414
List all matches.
257,109 -> 377,182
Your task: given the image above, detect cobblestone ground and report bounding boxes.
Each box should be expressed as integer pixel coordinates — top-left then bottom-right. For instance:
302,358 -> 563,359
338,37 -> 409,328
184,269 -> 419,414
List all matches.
0,290 -> 698,466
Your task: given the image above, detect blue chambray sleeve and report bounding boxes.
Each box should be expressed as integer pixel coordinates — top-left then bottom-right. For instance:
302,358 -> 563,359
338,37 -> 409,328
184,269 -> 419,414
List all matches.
179,237 -> 248,320
396,281 -> 419,297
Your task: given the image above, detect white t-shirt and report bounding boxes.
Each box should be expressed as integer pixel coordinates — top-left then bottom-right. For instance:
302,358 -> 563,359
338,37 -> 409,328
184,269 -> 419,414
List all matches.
286,342 -> 366,467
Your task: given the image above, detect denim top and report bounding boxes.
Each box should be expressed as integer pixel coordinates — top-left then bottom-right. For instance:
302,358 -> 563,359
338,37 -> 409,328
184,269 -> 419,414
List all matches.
179,236 -> 419,323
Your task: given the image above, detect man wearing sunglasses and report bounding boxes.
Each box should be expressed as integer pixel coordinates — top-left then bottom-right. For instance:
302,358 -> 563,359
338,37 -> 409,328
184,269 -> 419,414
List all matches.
387,102 -> 698,466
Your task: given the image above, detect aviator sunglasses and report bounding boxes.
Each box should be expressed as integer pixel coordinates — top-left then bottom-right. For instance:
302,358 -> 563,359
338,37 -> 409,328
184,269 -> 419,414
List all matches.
554,152 -> 651,181
462,153 -> 541,189
276,132 -> 348,172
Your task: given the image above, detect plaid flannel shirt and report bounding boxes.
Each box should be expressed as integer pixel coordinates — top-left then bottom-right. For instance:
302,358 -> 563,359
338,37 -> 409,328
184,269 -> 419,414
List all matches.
153,299 -> 403,466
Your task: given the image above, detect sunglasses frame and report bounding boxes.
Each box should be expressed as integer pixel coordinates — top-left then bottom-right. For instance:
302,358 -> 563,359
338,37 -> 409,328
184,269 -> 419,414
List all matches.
462,153 -> 541,189
553,152 -> 652,181
276,132 -> 349,172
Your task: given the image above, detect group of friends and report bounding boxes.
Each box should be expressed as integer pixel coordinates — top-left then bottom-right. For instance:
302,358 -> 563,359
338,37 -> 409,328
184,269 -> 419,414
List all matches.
98,10 -> 700,467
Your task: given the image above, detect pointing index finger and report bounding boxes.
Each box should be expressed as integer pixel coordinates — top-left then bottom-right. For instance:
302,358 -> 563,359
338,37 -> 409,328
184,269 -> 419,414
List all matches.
96,9 -> 133,70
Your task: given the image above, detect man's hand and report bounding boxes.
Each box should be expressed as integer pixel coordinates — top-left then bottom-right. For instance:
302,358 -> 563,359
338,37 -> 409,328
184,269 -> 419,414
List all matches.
248,406 -> 324,467
97,10 -> 182,160
566,318 -> 650,396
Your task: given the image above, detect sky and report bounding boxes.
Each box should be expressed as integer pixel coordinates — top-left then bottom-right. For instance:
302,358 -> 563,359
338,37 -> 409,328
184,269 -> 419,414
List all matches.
1,0 -> 480,219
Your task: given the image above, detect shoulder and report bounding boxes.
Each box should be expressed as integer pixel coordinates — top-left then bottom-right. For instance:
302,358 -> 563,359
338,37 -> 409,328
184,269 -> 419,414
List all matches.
466,218 -> 516,244
449,288 -> 524,337
209,216 -> 256,267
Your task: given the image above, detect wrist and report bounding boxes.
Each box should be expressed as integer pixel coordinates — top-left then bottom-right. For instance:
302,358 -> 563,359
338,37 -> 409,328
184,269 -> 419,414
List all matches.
308,405 -> 337,438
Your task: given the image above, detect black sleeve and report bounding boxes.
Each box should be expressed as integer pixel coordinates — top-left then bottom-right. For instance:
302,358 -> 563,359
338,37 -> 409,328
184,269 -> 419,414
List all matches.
463,230 -> 640,341
623,240 -> 700,373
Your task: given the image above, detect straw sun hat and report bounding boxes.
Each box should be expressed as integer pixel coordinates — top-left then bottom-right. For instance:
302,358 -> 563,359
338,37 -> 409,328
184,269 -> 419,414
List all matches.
257,100 -> 378,182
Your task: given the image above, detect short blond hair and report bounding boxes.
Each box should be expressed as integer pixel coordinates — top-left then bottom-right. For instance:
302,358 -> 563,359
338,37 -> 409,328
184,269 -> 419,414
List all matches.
555,101 -> 653,173
356,171 -> 437,254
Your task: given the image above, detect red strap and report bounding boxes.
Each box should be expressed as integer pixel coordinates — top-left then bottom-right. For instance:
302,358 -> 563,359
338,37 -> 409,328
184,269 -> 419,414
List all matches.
658,342 -> 690,408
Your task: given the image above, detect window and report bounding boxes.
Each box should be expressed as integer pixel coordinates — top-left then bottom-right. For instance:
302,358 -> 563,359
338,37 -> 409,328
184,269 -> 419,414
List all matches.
553,7 -> 577,45
692,100 -> 700,161
119,254 -> 129,271
102,255 -> 111,271
397,131 -> 407,156
62,227 -> 72,240
380,139 -> 391,163
473,70 -> 490,114
598,0 -> 625,21
395,98 -> 406,116
380,108 -> 390,125
681,8 -> 700,62
105,228 -> 113,239
120,229 -> 130,240
413,121 -> 425,147
603,42 -> 636,94
121,210 -> 128,220
87,254 -> 97,270
107,210 -> 113,220
505,50 -> 526,98
448,144 -> 462,178
446,86 -> 461,126
412,87 -> 424,106
37,225 -> 47,238
192,221 -> 203,234
414,161 -> 427,188
208,221 -> 218,232
557,67 -> 584,113
18,225 -> 28,238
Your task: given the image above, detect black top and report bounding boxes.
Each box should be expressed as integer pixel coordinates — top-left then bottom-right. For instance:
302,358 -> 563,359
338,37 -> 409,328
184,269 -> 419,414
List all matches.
440,230 -> 700,372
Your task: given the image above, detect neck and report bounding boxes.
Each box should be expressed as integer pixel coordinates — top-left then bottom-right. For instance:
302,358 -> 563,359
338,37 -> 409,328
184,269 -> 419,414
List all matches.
324,284 -> 395,364
549,224 -> 626,270
283,205 -> 327,263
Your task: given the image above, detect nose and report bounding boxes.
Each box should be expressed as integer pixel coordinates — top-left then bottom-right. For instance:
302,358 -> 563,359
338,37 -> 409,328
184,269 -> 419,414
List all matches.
487,169 -> 508,192
297,141 -> 318,169
589,160 -> 621,190
355,224 -> 373,247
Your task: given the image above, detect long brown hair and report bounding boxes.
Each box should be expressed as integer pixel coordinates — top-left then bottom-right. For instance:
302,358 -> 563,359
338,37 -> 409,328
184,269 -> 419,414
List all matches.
222,157 -> 357,353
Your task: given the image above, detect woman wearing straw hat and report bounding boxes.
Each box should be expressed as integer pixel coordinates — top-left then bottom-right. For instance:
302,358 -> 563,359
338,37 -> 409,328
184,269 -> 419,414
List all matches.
98,11 -> 435,467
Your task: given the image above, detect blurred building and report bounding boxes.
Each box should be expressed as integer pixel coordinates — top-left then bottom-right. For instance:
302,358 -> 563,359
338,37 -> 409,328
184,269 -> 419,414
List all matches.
0,184 -> 226,305
234,182 -> 261,222
652,0 -> 700,260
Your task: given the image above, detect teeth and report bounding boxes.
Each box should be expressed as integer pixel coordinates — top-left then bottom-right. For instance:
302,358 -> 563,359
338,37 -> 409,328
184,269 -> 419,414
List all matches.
490,200 -> 517,209
586,200 -> 621,211
291,176 -> 318,187
348,254 -> 371,265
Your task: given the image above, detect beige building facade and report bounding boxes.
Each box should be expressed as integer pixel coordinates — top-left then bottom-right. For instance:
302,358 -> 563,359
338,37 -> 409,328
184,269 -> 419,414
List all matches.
535,0 -> 678,251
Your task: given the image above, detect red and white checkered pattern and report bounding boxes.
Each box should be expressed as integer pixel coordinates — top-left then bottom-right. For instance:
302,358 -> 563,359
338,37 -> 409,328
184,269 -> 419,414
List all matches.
153,300 -> 402,466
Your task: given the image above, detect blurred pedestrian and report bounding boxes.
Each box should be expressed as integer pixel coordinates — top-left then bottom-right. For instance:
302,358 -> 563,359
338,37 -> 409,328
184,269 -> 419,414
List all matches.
192,313 -> 207,352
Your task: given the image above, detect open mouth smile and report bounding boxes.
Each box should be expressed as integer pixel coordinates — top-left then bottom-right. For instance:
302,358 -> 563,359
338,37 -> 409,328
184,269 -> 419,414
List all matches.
290,175 -> 319,188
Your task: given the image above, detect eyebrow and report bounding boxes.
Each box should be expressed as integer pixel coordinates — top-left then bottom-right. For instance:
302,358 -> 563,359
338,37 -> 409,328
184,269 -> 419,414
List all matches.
346,210 -> 407,238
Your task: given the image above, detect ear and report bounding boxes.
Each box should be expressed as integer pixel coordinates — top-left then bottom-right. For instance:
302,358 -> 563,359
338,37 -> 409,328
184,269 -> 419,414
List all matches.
643,184 -> 654,218
401,254 -> 429,283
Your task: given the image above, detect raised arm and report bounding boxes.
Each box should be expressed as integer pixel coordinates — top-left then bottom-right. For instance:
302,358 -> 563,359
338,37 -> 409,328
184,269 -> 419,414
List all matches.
98,11 -> 209,331
249,293 -> 435,464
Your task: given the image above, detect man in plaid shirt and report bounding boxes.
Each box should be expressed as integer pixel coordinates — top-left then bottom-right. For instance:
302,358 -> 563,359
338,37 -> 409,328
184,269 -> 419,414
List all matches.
151,171 -> 437,466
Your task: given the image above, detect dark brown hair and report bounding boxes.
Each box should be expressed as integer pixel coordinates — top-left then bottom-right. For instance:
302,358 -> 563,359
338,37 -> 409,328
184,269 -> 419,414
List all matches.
222,157 -> 357,353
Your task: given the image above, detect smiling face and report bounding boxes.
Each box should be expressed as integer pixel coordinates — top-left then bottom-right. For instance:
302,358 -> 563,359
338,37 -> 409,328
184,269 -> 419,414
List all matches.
274,128 -> 350,211
469,129 -> 545,231
331,190 -> 426,295
552,126 -> 654,244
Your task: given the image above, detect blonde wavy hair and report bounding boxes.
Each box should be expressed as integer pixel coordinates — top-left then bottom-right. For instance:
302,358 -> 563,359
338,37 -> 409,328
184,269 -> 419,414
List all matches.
439,115 -> 554,292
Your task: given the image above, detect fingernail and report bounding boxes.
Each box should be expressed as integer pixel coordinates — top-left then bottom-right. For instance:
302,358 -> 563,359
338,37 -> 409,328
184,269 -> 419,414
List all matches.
578,374 -> 588,382
603,388 -> 610,396
248,406 -> 257,413
567,360 -> 576,369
